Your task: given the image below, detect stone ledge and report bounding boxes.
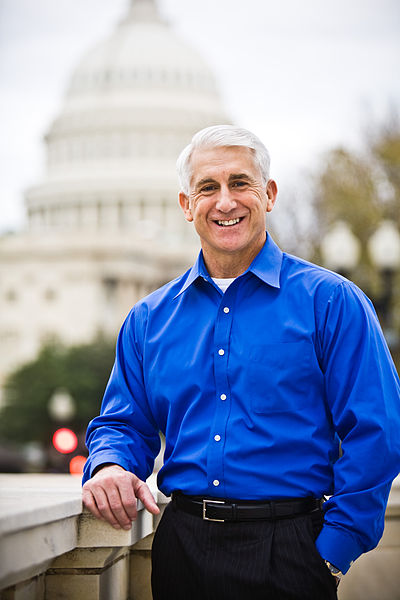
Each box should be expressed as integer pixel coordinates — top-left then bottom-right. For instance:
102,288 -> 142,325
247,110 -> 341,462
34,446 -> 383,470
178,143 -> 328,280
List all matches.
0,473 -> 165,592
0,474 -> 82,536
77,506 -> 154,548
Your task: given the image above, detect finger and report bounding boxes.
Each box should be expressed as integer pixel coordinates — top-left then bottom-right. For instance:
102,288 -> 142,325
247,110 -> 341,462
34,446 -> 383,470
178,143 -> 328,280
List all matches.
133,480 -> 160,515
117,479 -> 138,521
82,488 -> 104,521
106,485 -> 134,530
92,486 -> 124,529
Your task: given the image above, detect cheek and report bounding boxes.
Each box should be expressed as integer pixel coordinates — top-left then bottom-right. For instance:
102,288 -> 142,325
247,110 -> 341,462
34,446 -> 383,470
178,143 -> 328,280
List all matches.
257,193 -> 269,212
248,193 -> 268,212
191,196 -> 211,217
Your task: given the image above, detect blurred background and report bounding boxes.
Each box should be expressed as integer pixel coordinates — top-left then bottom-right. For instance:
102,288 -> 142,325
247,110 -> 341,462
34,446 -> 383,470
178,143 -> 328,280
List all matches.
0,0 -> 399,475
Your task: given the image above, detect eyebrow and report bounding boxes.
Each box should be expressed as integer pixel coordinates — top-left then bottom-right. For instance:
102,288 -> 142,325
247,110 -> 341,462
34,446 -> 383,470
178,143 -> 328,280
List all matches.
195,177 -> 217,190
194,173 -> 253,191
228,173 -> 252,182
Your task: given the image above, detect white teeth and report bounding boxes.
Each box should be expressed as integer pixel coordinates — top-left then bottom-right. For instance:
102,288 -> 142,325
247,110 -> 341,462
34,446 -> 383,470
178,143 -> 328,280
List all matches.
217,218 -> 240,226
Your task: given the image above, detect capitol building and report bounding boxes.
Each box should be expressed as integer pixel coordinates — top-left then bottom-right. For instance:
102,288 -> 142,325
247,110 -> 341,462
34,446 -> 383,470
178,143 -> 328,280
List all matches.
0,0 -> 231,385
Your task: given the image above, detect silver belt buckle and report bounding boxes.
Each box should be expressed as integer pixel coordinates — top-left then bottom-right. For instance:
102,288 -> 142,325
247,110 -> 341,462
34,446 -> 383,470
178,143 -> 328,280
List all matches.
203,499 -> 225,522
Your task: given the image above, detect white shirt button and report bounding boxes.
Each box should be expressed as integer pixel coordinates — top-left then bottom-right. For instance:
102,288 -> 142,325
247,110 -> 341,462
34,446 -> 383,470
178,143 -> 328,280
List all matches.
218,349 -> 225,356
223,307 -> 230,313
213,479 -> 220,487
220,393 -> 227,401
214,434 -> 221,442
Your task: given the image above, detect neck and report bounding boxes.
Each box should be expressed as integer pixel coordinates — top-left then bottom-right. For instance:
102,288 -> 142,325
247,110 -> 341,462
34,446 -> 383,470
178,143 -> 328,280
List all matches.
203,238 -> 266,278
206,261 -> 245,278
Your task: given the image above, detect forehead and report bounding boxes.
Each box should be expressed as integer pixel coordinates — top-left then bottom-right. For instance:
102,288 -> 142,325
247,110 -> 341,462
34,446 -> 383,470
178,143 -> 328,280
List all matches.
189,145 -> 260,186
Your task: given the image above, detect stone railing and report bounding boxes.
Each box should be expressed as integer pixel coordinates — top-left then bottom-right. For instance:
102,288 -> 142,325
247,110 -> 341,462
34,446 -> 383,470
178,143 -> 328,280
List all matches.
0,474 -> 399,599
0,473 -> 167,600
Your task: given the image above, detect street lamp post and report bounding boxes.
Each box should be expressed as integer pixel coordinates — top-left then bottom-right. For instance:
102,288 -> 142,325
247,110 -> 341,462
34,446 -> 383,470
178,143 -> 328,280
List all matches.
320,221 -> 361,278
47,388 -> 78,473
368,220 -> 400,350
48,388 -> 76,422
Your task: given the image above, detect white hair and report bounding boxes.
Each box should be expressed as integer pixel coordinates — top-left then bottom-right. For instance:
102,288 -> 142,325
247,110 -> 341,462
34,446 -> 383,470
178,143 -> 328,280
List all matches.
176,125 -> 271,195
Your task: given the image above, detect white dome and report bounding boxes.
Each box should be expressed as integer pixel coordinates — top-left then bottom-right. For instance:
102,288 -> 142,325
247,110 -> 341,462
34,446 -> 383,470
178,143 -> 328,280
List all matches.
67,1 -> 218,100
25,0 -> 231,241
1,0 -> 230,386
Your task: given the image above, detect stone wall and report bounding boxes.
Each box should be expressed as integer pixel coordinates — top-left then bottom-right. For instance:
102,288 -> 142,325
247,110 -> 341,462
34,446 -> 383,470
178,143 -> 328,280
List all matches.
0,474 -> 166,600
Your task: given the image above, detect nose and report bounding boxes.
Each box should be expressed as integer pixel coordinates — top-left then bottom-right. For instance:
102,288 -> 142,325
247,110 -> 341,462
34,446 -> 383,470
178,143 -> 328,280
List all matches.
216,185 -> 237,213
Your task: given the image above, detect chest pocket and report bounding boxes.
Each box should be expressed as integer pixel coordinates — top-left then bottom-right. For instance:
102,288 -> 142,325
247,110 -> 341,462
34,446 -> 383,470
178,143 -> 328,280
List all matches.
249,341 -> 314,414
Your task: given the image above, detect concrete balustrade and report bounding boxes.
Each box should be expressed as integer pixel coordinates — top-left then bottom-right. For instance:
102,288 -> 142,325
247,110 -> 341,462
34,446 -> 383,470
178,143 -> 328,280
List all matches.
0,474 -> 399,599
0,473 -> 167,600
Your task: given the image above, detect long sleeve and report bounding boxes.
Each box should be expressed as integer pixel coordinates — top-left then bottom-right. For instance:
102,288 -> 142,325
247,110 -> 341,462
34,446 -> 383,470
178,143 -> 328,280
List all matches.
315,281 -> 400,573
82,306 -> 161,484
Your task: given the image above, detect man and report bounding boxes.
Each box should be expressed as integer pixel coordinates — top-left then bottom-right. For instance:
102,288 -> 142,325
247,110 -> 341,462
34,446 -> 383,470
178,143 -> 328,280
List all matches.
82,125 -> 400,600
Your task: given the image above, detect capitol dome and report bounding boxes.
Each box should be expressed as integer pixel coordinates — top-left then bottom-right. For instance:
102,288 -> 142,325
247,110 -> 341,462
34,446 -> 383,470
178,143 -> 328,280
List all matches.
25,0 -> 230,242
0,0 -> 232,385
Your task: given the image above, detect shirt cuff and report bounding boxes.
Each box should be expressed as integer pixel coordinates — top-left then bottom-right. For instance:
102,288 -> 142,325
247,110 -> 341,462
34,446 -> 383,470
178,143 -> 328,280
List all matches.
82,452 -> 133,484
315,524 -> 363,574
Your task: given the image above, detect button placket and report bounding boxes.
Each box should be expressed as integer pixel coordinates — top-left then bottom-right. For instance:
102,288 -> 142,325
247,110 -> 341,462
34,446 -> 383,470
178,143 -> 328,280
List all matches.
208,289 -> 235,495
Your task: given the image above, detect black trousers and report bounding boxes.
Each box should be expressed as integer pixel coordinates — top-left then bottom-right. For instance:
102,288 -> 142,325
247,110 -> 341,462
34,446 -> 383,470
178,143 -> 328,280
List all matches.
151,501 -> 338,600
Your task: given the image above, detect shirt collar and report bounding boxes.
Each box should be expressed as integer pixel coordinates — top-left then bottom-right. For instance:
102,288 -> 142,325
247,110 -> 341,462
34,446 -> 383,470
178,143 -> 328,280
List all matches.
174,232 -> 282,298
173,252 -> 208,298
247,233 -> 282,289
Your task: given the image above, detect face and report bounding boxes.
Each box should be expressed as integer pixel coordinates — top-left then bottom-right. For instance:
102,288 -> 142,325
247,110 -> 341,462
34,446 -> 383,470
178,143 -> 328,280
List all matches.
179,145 -> 277,276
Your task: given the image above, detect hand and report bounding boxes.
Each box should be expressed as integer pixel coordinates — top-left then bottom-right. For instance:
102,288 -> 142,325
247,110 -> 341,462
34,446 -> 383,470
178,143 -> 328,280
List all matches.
82,464 -> 160,530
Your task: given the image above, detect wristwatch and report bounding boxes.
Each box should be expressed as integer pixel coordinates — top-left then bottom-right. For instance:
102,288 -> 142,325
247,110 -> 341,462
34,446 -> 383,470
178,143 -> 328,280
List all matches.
324,561 -> 343,587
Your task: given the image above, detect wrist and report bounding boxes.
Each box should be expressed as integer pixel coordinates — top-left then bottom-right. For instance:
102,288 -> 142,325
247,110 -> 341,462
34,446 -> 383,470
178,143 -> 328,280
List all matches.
324,561 -> 343,587
92,462 -> 123,477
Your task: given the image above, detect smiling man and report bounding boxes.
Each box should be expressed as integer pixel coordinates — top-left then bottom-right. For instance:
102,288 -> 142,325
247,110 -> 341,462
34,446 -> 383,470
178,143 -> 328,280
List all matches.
178,144 -> 277,277
82,125 -> 400,600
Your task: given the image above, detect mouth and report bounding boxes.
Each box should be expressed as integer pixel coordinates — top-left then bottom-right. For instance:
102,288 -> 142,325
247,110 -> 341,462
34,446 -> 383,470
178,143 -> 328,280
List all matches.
215,217 -> 244,227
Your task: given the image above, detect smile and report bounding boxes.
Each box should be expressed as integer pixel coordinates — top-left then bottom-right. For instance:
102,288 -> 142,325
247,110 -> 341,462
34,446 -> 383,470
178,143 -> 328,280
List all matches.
216,218 -> 242,227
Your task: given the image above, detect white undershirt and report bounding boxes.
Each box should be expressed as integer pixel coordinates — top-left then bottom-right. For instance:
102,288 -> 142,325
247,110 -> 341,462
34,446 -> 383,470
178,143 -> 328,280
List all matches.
212,277 -> 236,293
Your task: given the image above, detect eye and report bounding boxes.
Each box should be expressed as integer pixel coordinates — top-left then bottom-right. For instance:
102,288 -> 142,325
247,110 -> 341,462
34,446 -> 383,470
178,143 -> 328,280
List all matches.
231,180 -> 248,188
200,184 -> 217,193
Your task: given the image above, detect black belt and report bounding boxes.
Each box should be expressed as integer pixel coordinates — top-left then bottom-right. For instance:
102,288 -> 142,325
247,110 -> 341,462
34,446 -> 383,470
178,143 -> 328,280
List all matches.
172,493 -> 323,522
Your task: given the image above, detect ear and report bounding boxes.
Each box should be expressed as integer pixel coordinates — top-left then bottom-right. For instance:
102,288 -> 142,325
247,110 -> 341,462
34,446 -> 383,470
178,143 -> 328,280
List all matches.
179,192 -> 193,222
265,179 -> 278,213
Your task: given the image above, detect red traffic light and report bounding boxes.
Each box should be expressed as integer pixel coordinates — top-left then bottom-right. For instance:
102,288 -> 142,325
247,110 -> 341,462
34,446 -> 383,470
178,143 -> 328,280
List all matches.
52,428 -> 78,454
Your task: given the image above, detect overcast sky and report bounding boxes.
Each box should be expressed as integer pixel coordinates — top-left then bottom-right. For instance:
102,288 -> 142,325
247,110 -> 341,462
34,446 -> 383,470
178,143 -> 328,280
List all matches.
0,0 -> 399,233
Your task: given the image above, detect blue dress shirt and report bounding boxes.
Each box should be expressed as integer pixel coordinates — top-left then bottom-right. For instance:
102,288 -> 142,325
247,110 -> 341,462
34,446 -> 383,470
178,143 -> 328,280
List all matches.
84,233 -> 400,574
